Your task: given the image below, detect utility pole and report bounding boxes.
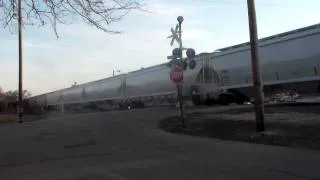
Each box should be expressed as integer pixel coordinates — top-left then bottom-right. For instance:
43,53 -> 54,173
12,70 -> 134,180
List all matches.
17,0 -> 23,123
247,0 -> 265,131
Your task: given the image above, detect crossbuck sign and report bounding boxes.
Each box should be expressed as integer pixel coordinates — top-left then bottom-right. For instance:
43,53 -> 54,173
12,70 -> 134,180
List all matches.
167,24 -> 181,46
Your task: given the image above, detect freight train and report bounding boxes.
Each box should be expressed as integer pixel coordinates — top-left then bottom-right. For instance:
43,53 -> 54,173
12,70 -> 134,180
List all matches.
27,23 -> 320,110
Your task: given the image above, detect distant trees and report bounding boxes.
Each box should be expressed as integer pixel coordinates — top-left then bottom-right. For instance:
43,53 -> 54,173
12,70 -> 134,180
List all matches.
0,87 -> 4,111
0,87 -> 43,114
3,89 -> 32,101
0,87 -> 3,99
0,87 -> 32,103
0,87 -> 32,112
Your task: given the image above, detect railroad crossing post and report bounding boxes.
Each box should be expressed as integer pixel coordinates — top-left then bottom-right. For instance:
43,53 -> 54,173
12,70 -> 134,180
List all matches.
177,16 -> 185,128
170,64 -> 185,128
167,16 -> 186,128
247,0 -> 265,132
167,16 -> 196,128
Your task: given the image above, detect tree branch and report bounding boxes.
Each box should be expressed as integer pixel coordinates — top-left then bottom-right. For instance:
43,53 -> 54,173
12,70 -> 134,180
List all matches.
0,0 -> 144,37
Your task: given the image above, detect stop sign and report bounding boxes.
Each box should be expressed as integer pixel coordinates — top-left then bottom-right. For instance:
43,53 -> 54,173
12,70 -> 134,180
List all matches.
169,64 -> 183,85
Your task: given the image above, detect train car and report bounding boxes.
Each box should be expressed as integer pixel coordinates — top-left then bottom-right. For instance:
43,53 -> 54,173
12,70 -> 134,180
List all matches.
28,23 -> 320,109
197,23 -> 320,104
84,75 -> 124,102
27,53 -> 223,109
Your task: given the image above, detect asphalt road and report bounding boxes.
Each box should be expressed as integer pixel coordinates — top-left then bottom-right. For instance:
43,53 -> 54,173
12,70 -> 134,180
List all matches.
1,107 -> 320,180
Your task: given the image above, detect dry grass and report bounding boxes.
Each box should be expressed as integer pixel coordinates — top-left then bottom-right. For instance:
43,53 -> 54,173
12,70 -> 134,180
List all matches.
159,105 -> 320,151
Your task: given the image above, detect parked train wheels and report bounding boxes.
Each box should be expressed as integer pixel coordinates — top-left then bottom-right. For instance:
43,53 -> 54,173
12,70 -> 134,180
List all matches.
218,95 -> 230,105
119,100 -> 145,110
227,89 -> 250,105
235,98 -> 245,105
131,101 -> 145,109
191,95 -> 202,106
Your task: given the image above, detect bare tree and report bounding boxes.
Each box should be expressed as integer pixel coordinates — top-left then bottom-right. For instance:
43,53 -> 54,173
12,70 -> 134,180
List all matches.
0,0 -> 144,37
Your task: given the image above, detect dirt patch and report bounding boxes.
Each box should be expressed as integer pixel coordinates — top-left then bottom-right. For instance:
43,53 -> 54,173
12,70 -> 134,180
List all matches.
159,105 -> 320,151
0,114 -> 43,125
0,115 -> 17,124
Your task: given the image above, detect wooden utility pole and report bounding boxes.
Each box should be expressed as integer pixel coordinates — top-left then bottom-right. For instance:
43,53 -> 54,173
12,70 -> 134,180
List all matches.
17,0 -> 23,123
247,0 -> 265,131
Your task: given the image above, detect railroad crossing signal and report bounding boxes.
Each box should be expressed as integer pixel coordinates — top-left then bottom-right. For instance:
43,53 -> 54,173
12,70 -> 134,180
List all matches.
167,24 -> 181,46
186,48 -> 196,58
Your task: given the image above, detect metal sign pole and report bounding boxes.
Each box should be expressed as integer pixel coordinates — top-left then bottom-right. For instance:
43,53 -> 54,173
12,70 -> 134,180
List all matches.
177,16 -> 185,128
168,16 -> 190,128
177,84 -> 185,127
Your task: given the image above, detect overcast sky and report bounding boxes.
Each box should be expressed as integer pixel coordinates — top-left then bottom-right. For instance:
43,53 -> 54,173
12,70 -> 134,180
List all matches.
1,0 -> 319,95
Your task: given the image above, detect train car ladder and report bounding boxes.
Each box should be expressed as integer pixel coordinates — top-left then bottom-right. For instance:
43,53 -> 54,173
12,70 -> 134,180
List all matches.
201,55 -> 223,97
